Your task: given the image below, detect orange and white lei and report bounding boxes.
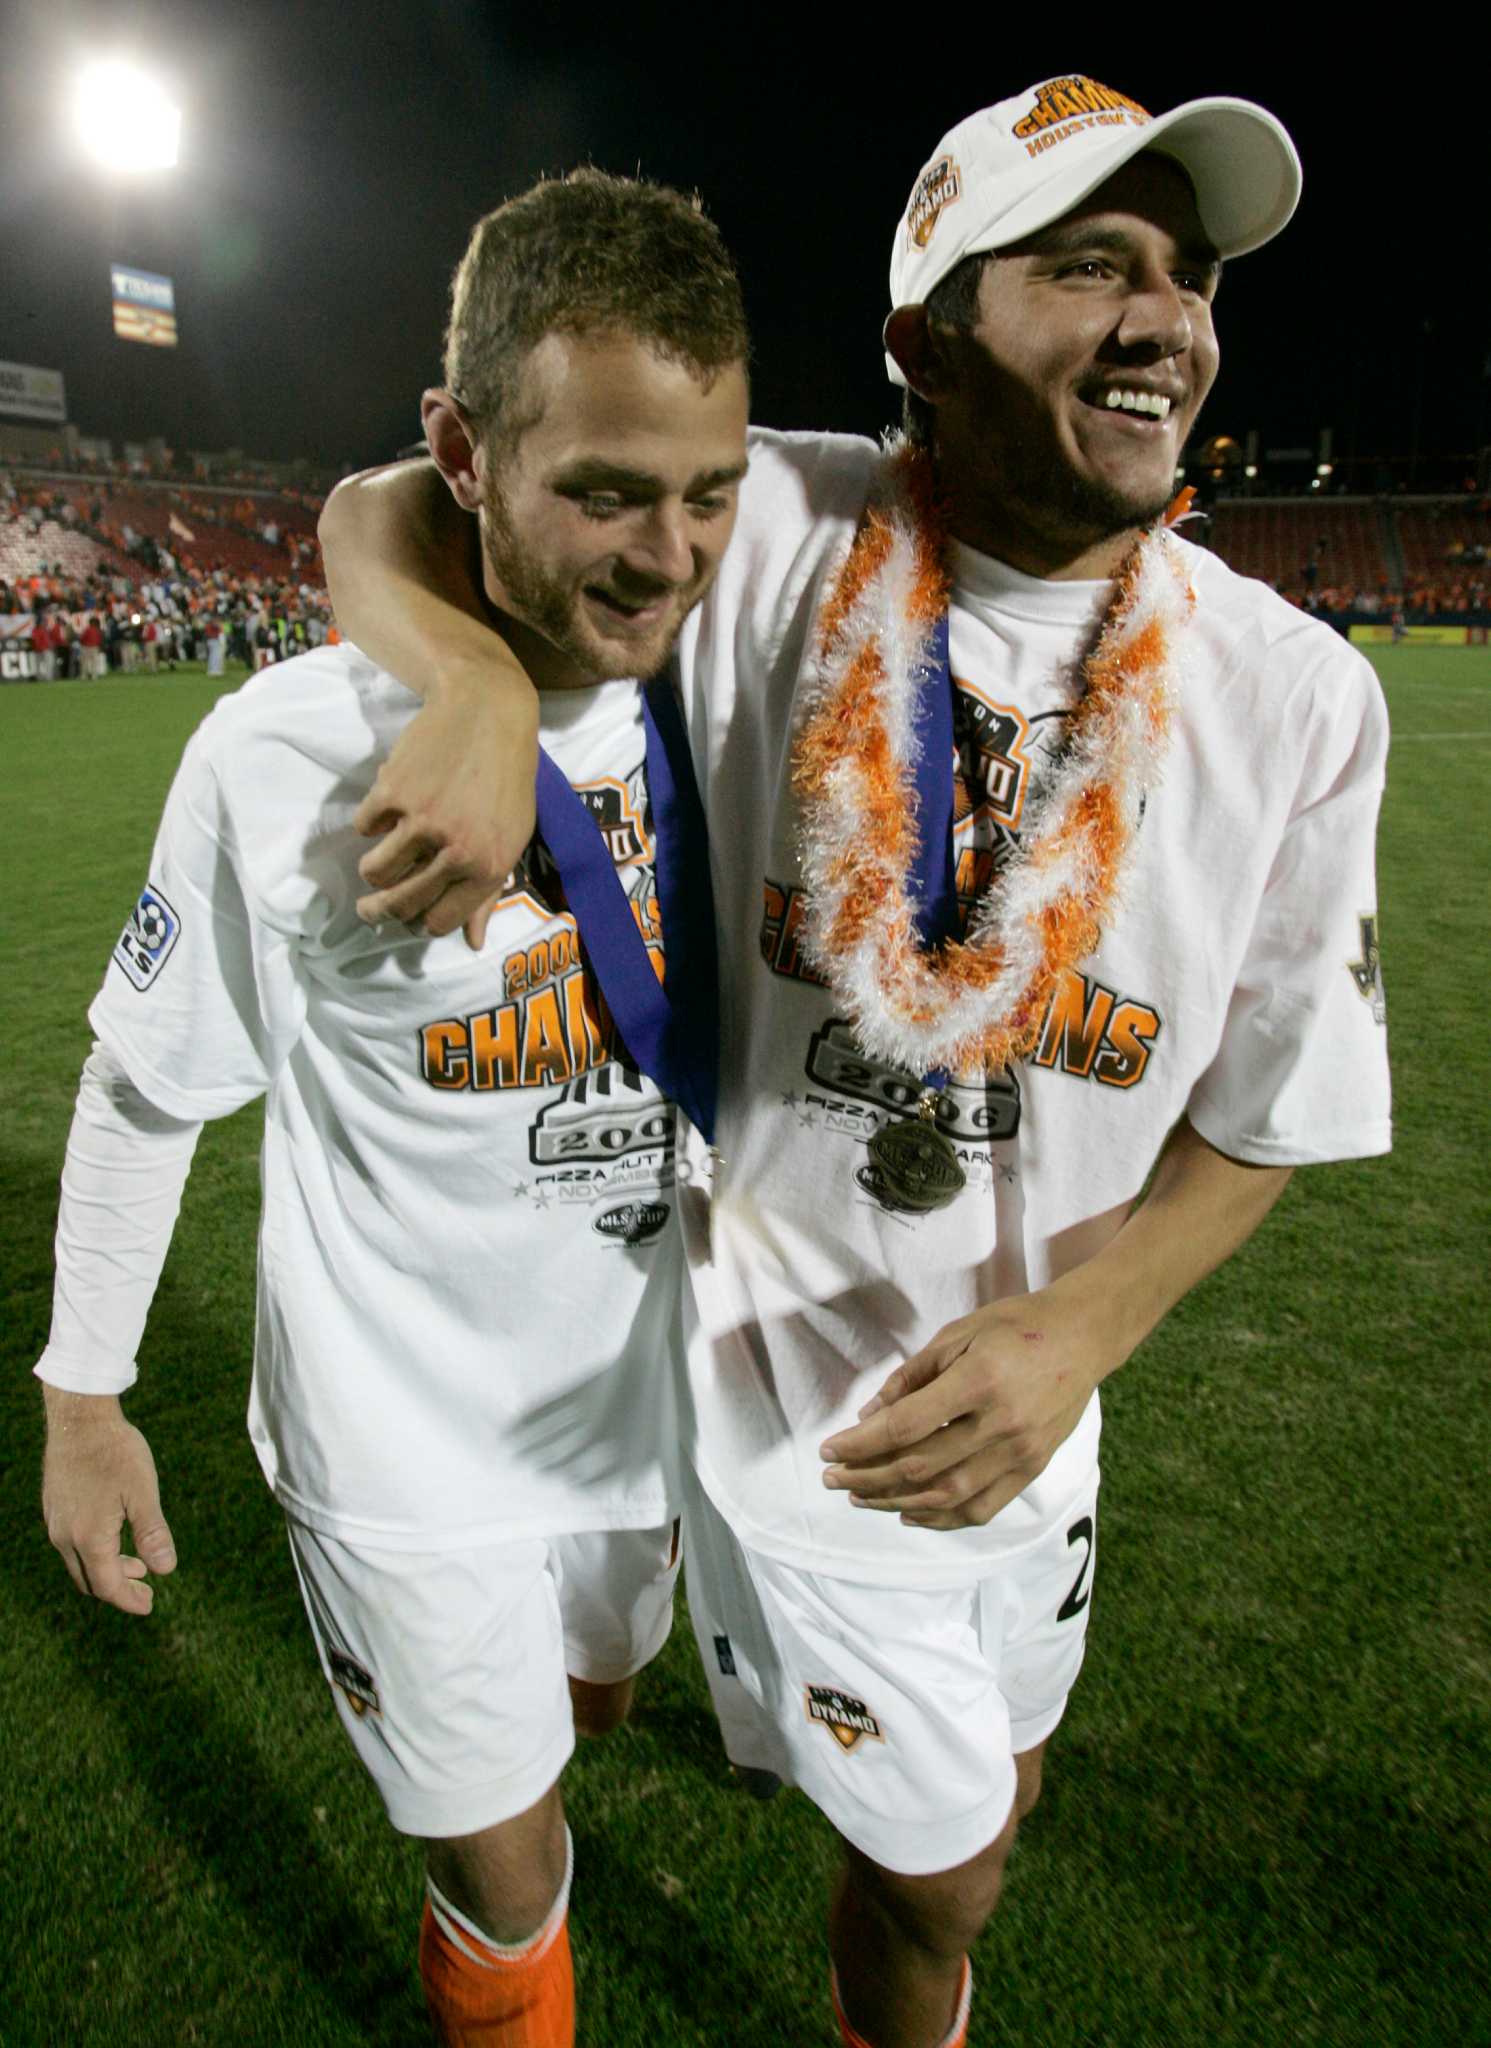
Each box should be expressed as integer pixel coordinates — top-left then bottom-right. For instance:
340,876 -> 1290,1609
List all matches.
791,437 -> 1195,1081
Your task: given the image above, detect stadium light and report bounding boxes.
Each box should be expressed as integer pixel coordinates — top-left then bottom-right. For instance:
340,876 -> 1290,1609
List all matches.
71,60 -> 180,173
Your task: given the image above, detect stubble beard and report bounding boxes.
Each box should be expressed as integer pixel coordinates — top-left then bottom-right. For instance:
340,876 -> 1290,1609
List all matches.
993,419 -> 1175,561
1049,389 -> 1203,550
481,472 -> 690,685
1054,465 -> 1174,549
945,373 -> 1183,569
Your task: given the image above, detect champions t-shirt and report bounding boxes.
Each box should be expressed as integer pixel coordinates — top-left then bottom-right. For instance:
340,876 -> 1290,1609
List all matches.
671,429 -> 1391,1588
87,652 -> 681,1547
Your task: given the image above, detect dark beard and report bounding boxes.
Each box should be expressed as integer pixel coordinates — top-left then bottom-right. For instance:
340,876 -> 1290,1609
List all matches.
984,438 -> 1174,559
941,387 -> 1182,569
1057,466 -> 1174,546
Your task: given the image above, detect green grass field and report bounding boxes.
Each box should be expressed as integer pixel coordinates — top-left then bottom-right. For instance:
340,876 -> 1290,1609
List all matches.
2,650 -> 1487,2047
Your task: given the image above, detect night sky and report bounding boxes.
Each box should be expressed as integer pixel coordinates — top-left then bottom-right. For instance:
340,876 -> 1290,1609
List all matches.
2,4 -> 1479,483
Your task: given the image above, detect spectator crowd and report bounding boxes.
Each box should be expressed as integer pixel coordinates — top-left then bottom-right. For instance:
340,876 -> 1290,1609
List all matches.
1,469 -> 336,678
1288,574 -> 1490,621
6,466 -> 1489,676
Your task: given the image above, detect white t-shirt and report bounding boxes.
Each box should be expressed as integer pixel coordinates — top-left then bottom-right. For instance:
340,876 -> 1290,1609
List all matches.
64,650 -> 682,1548
672,429 -> 1392,1587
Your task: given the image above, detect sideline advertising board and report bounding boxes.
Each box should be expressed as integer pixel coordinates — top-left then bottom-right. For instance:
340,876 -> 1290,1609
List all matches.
1,616 -> 39,681
0,361 -> 67,423
1348,624 -> 1487,648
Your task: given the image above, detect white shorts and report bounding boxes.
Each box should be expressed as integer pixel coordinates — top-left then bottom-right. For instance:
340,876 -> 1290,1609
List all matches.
683,1470 -> 1098,1877
286,1517 -> 680,1839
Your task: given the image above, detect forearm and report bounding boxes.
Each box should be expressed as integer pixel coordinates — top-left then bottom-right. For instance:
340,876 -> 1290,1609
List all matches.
322,462 -> 544,934
42,1379 -> 125,1438
318,460 -> 537,717
38,1043 -> 202,1396
1049,1116 -> 1293,1377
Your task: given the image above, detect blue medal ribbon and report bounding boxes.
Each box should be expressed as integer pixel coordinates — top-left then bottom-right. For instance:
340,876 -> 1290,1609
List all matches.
533,670 -> 718,1142
907,612 -> 958,1094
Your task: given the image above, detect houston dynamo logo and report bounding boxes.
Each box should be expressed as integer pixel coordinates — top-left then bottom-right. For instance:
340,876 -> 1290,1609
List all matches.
327,1648 -> 380,1718
906,155 -> 962,251
112,884 -> 181,992
804,1685 -> 885,1753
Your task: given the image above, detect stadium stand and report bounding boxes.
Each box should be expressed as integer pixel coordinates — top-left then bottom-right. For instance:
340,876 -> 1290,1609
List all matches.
1204,493 -> 1490,620
5,460 -> 1487,674
1,466 -> 335,680
4,473 -> 322,581
1397,501 -> 1491,590
0,518 -> 130,589
1204,499 -> 1391,601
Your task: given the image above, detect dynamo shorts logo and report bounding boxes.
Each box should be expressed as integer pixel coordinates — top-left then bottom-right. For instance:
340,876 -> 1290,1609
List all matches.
113,883 -> 181,991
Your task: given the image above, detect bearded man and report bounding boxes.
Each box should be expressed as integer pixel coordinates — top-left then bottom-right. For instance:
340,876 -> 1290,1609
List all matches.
319,80 -> 1390,2048
36,171 -> 749,2048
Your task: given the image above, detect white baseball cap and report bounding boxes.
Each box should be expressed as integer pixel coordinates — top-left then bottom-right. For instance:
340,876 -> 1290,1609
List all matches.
887,75 -> 1302,385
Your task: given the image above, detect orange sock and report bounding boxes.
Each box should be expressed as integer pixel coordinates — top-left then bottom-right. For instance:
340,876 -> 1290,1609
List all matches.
830,1956 -> 972,2048
420,1834 -> 575,2048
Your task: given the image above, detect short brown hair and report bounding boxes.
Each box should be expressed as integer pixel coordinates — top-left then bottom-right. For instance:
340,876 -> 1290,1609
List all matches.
445,168 -> 749,444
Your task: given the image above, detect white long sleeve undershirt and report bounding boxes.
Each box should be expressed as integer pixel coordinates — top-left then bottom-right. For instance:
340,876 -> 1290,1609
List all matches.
35,1043 -> 203,1395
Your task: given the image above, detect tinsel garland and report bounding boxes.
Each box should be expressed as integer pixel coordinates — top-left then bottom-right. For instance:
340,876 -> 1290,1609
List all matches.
791,438 -> 1194,1080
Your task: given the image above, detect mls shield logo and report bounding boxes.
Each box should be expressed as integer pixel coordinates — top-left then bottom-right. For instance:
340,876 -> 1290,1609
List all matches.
113,884 -> 181,992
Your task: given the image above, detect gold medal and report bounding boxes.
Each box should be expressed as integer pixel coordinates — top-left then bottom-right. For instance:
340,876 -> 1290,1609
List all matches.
864,1091 -> 966,1213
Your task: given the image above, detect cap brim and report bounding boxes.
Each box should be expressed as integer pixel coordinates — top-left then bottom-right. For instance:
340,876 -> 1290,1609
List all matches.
1141,99 -> 1302,257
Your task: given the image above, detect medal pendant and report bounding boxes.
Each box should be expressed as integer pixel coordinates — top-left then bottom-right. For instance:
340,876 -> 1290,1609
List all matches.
865,1092 -> 965,1213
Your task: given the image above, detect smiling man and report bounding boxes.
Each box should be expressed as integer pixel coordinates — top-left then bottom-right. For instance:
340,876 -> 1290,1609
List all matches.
35,171 -> 748,2048
895,154 -> 1220,571
319,79 -> 1392,2048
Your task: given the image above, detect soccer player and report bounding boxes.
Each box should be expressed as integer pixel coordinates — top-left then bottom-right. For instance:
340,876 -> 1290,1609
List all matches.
35,171 -> 750,2048
318,79 -> 1392,2048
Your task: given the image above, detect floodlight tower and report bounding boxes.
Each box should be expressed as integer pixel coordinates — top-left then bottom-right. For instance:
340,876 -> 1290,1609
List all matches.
71,60 -> 181,175
66,57 -> 185,471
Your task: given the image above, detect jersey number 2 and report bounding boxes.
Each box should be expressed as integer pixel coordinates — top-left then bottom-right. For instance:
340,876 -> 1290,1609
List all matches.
1056,1515 -> 1094,1622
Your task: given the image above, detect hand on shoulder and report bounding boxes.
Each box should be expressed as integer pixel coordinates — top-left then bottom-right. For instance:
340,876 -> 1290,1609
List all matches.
354,668 -> 540,948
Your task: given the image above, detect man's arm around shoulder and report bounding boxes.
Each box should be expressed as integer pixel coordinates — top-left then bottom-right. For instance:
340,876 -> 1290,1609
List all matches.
319,458 -> 540,944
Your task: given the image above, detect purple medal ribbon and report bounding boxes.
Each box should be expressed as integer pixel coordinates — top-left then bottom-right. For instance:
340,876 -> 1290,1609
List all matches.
908,613 -> 958,1093
533,671 -> 718,1142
